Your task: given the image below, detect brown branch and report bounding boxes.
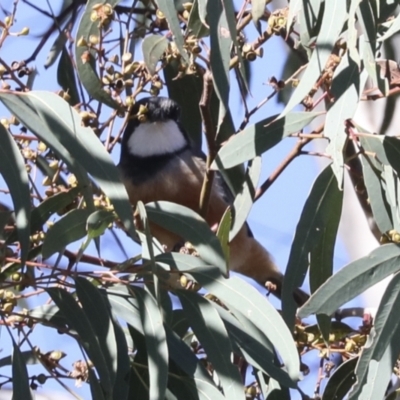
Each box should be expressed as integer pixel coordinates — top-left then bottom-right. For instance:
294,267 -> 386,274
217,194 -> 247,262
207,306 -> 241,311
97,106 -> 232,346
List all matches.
254,138 -> 311,202
198,70 -> 217,218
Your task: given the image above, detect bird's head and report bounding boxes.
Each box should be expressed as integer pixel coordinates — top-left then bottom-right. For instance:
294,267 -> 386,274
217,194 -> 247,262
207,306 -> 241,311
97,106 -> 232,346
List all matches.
120,96 -> 189,159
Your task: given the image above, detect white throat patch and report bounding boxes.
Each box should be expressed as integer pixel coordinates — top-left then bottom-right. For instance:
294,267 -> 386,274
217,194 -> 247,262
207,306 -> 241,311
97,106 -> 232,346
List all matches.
127,120 -> 187,157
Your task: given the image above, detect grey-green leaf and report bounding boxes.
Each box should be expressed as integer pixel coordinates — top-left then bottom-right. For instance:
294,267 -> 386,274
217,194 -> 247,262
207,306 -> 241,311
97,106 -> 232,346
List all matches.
230,157 -> 261,240
281,0 -> 349,116
12,344 -> 34,400
75,0 -> 121,109
142,35 -> 169,75
348,272 -> 400,399
134,287 -> 168,400
212,112 -> 323,170
42,208 -> 88,258
146,201 -> 226,274
299,244 -> 400,318
46,287 -> 113,398
155,0 -> 188,62
322,357 -> 357,400
178,291 -> 245,400
0,125 -> 30,265
325,54 -> 362,187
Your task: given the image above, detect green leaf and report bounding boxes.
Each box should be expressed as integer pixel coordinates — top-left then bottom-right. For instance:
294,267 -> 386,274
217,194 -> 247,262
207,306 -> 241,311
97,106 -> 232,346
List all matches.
230,157 -> 261,240
17,91 -> 135,238
281,0 -> 349,116
44,31 -> 68,68
322,357 -> 357,400
75,0 -> 121,109
325,54 -> 362,187
86,210 -> 115,239
207,0 -> 231,127
146,201 -> 226,274
111,319 -> 131,400
299,244 -> 400,318
12,344 -> 34,400
186,0 -> 209,38
0,92 -> 94,215
360,136 -> 393,234
31,186 -> 81,234
216,207 -> 231,264
106,286 -> 143,334
155,0 -> 188,62
283,164 -> 342,326
252,0 -> 267,25
212,112 -> 323,170
134,287 -> 168,400
0,350 -> 38,368
348,272 -> 400,399
189,267 -> 301,381
165,325 -> 225,400
164,62 -> 203,149
142,35 -> 169,75
75,277 -> 118,386
46,287 -> 113,399
28,304 -> 67,328
0,125 -> 30,265
215,303 -> 295,387
57,47 -> 80,105
42,208 -> 88,258
178,291 -> 245,400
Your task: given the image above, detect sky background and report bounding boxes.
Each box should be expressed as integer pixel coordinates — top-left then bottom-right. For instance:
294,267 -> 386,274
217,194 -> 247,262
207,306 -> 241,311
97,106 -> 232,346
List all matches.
0,0 -> 386,398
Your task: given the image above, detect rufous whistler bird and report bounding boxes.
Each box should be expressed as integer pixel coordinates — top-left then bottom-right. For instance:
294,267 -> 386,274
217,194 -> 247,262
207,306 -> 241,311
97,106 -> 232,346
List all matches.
118,96 -> 308,305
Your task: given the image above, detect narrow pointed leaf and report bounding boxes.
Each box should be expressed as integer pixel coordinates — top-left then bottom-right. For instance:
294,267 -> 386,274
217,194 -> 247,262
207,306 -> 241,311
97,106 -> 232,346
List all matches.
230,157 -> 261,240
75,277 -> 118,386
57,47 -> 80,105
189,267 -> 301,381
12,344 -> 34,400
322,357 -> 357,400
0,125 -> 30,264
178,291 -> 245,400
325,54 -> 361,187
16,91 -> 134,238
348,272 -> 400,399
283,164 -> 343,327
146,201 -> 226,274
299,244 -> 400,318
75,0 -> 121,109
134,287 -> 168,400
142,35 -> 169,75
360,136 -> 392,234
46,287 -> 113,398
281,0 -> 348,116
212,112 -> 323,170
42,208 -> 88,258
155,0 -> 188,62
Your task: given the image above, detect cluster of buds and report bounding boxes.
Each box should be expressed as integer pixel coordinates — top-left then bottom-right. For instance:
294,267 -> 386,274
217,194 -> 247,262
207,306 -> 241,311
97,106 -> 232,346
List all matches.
90,3 -> 114,29
0,289 -> 17,314
267,8 -> 288,36
241,43 -> 263,61
93,195 -> 114,212
381,229 -> 400,244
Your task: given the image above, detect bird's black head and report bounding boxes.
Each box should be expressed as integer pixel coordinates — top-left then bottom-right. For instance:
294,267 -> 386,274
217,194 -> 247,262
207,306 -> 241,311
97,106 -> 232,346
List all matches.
131,96 -> 181,123
119,97 -> 190,183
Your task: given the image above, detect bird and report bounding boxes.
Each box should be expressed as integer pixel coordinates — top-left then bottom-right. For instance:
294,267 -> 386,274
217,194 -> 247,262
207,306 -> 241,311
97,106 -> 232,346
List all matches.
118,96 -> 309,306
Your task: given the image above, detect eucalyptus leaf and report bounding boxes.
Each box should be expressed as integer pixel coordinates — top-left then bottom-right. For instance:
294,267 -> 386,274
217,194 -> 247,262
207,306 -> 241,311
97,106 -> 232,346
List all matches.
12,344 -> 34,400
299,244 -> 400,318
142,35 -> 169,75
42,208 -> 88,258
0,125 -> 30,264
212,112 -> 323,170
